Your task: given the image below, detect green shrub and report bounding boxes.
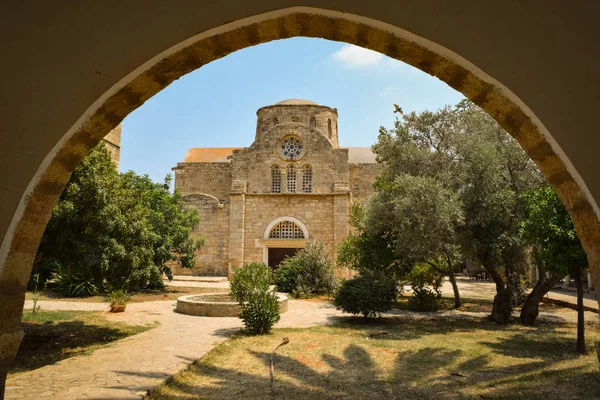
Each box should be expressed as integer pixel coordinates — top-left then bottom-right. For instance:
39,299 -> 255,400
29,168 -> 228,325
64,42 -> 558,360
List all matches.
239,290 -> 281,334
273,257 -> 303,294
333,274 -> 398,318
274,240 -> 337,298
54,269 -> 99,297
408,283 -> 440,312
230,262 -> 280,334
230,262 -> 271,304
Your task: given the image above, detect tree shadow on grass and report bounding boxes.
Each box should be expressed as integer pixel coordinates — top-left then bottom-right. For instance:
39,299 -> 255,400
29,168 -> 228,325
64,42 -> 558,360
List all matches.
329,315 -> 513,342
149,319 -> 600,400
11,320 -> 144,374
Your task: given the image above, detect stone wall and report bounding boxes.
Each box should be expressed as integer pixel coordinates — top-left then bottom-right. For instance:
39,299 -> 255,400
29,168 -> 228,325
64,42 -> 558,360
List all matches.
172,193 -> 230,276
102,124 -> 121,168
349,163 -> 381,200
256,103 -> 339,147
238,193 -> 351,276
231,125 -> 349,195
173,162 -> 232,201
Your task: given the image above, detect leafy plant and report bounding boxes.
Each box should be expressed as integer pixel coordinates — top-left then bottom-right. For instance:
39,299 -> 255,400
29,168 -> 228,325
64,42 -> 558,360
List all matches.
273,257 -> 303,294
34,145 -> 204,293
333,274 -> 398,318
274,240 -> 337,298
230,263 -> 280,334
230,262 -> 271,304
408,283 -> 440,312
105,289 -> 131,306
54,269 -> 100,297
239,290 -> 281,334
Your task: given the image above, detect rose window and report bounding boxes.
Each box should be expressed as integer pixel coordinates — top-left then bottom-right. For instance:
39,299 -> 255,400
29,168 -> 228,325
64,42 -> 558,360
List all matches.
279,135 -> 304,160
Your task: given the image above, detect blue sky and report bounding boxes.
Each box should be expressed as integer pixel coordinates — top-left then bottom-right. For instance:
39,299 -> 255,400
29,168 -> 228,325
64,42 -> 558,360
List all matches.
121,38 -> 464,183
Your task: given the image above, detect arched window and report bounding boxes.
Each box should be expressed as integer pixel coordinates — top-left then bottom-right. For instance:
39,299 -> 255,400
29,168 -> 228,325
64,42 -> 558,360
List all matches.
273,117 -> 279,125
271,165 -> 281,193
327,119 -> 332,139
287,165 -> 297,193
269,221 -> 305,239
302,165 -> 312,193
309,117 -> 316,129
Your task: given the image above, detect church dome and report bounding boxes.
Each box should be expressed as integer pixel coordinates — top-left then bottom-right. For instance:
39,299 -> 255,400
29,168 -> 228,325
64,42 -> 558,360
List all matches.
275,99 -> 318,106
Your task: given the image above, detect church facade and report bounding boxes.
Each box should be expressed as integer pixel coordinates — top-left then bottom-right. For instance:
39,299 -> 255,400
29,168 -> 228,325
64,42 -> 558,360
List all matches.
172,99 -> 380,277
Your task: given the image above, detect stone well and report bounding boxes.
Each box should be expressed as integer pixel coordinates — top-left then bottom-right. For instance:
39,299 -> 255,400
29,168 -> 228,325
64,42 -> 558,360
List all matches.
175,292 -> 288,317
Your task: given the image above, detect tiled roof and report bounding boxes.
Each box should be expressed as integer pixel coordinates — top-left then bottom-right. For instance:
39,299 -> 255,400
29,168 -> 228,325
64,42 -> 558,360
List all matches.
183,148 -> 243,163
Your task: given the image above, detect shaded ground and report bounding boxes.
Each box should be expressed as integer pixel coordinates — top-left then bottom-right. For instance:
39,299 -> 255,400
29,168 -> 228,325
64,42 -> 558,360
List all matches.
149,318 -> 600,400
393,295 -> 566,314
25,285 -> 227,304
10,277 -> 599,399
12,310 -> 155,374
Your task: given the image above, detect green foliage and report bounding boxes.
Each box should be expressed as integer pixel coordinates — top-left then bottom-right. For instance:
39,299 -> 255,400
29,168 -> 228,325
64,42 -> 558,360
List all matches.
272,258 -> 303,294
230,263 -> 280,334
333,274 -> 398,318
337,203 -> 400,279
408,264 -> 444,295
520,185 -> 587,275
274,240 -> 337,298
54,268 -> 99,297
408,283 -> 440,312
370,100 -> 545,322
105,289 -> 131,306
33,145 -> 203,293
230,262 -> 271,304
239,290 -> 281,334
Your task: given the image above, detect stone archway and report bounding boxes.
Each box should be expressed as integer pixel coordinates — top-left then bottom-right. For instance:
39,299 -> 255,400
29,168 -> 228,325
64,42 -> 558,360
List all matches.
261,217 -> 309,268
1,5 -> 600,395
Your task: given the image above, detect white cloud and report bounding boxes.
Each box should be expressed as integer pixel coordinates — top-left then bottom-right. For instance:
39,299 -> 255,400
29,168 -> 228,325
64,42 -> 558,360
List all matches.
380,86 -> 401,96
331,44 -> 383,68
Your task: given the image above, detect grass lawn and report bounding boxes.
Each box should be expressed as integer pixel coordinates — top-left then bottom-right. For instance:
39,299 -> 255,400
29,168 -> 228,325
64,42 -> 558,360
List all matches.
25,285 -> 227,303
149,318 -> 600,400
10,310 -> 156,375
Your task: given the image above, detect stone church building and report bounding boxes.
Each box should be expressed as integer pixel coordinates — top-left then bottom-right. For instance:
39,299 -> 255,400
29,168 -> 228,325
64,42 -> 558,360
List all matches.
172,99 -> 380,277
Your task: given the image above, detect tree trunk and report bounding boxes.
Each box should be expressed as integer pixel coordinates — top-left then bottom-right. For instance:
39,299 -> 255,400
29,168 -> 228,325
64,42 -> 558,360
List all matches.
488,268 -> 512,324
520,273 -> 563,325
572,265 -> 586,354
446,260 -> 461,308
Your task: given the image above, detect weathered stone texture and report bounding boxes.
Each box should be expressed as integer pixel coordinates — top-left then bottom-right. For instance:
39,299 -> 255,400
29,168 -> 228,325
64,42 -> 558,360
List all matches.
174,100 -> 375,277
349,163 -> 381,200
173,162 -> 232,201
170,194 -> 229,276
102,124 -> 121,168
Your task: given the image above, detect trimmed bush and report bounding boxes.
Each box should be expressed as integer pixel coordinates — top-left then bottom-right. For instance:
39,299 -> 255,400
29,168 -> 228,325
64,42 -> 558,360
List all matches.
239,290 -> 281,334
408,283 -> 440,312
274,240 -> 337,298
230,262 -> 280,334
230,262 -> 271,304
333,274 -> 397,318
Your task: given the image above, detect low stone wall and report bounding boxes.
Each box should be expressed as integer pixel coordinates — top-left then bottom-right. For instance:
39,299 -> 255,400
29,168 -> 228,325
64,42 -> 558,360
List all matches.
176,292 -> 288,317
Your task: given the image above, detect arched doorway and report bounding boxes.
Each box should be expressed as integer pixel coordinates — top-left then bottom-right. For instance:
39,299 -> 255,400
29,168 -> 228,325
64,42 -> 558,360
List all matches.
262,217 -> 309,269
1,4 -> 599,394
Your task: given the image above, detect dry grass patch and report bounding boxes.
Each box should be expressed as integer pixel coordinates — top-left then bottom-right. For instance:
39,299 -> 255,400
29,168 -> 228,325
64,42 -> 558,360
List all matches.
11,310 -> 156,374
150,318 -> 600,400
